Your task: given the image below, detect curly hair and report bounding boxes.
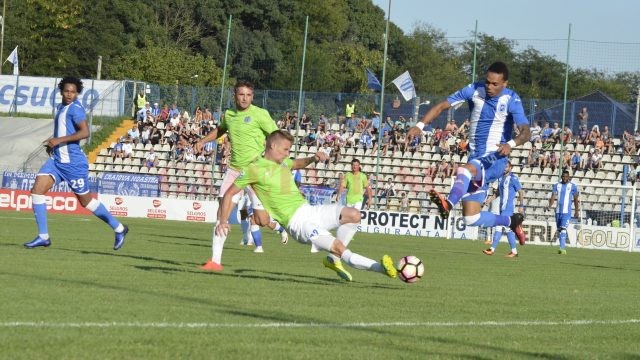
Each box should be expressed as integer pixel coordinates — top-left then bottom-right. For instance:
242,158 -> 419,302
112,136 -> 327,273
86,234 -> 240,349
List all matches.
58,76 -> 84,94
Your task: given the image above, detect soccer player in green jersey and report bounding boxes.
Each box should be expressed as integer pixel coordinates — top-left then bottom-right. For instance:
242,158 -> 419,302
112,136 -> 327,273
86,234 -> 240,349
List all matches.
215,130 -> 397,282
338,159 -> 373,210
195,80 -> 288,271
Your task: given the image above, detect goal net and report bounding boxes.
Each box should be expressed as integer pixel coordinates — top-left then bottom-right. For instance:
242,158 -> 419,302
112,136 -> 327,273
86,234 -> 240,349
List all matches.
517,178 -> 638,252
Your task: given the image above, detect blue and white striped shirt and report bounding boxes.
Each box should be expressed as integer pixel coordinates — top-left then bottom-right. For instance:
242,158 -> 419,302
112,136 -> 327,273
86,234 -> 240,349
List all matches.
53,99 -> 87,164
497,172 -> 522,214
552,182 -> 579,215
447,82 -> 528,159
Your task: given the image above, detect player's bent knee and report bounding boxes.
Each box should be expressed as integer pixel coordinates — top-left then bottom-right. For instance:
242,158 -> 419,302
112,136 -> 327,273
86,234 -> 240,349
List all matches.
340,207 -> 361,224
463,213 -> 482,226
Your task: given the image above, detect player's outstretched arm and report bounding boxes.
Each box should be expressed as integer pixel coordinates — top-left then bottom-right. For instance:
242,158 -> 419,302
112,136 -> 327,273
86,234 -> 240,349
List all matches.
292,152 -> 328,170
406,100 -> 451,141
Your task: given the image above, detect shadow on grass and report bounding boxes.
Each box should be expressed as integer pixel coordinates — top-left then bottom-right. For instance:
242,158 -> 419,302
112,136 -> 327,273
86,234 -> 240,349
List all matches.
561,261 -> 640,272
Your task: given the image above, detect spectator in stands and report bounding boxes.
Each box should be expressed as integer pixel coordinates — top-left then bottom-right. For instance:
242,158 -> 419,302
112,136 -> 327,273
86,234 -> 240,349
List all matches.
303,129 -> 317,146
163,124 -> 177,147
562,125 -> 573,145
577,107 -> 589,130
159,104 -> 170,123
547,170 -> 580,255
168,103 -> 180,119
111,138 -> 125,160
577,125 -> 589,144
444,119 -> 458,137
601,125 -> 613,154
212,107 -> 222,124
317,113 -> 328,132
458,118 -> 470,136
122,138 -> 134,159
337,129 -> 349,147
324,130 -> 338,147
193,106 -> 203,124
144,148 -> 159,168
548,151 -> 558,172
360,128 -> 373,152
379,130 -> 392,156
202,138 -> 217,161
594,134 -> 605,153
300,113 -> 312,131
435,159 -> 450,182
346,131 -> 358,148
202,106 -> 212,124
127,126 -> 140,144
399,192 -> 409,212
562,151 -> 572,171
151,102 -> 161,117
623,130 -> 636,155
149,124 -> 163,146
551,122 -> 562,143
331,142 -> 342,165
169,111 -> 181,128
431,127 -> 443,146
423,162 -> 436,180
376,177 -> 396,208
529,120 -> 542,144
315,129 -> 327,147
319,142 -> 332,168
570,151 -> 582,172
526,147 -> 538,168
457,133 -> 469,156
406,132 -> 421,156
591,148 -> 603,171
395,131 -> 406,154
356,115 -> 368,133
140,125 -> 151,146
540,122 -> 554,144
136,102 -> 151,122
345,113 -> 358,132
586,126 -> 599,147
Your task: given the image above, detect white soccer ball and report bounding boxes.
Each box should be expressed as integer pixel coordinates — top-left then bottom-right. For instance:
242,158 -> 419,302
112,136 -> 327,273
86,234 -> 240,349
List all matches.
396,255 -> 425,283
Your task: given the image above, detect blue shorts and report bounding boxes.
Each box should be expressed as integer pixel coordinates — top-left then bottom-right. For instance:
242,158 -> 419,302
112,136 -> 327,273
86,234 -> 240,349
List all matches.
461,153 -> 508,204
38,158 -> 90,194
555,213 -> 571,230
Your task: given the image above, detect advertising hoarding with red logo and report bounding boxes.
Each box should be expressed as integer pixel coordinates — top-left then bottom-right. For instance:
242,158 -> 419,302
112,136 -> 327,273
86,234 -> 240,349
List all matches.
0,189 -> 94,215
98,194 -> 218,222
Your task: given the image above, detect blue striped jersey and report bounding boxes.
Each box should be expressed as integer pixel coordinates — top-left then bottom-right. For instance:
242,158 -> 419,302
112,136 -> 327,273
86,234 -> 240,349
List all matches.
447,82 -> 528,159
552,182 -> 579,215
497,172 -> 522,214
53,99 -> 87,164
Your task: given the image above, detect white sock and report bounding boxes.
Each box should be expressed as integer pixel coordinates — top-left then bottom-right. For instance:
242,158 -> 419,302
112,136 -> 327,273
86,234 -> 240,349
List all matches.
336,223 -> 357,248
341,249 -> 379,272
212,224 -> 226,264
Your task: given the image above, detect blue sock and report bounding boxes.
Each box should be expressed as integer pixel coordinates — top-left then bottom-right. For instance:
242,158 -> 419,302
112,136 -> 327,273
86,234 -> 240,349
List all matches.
506,231 -> 517,250
273,222 -> 285,233
87,200 -> 121,230
559,230 -> 567,249
251,225 -> 262,247
491,230 -> 502,249
33,201 -> 49,236
448,168 -> 472,205
469,211 -> 509,227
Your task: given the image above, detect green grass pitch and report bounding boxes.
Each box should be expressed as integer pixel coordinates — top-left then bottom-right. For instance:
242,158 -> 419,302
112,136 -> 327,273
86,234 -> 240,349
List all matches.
1,211 -> 639,359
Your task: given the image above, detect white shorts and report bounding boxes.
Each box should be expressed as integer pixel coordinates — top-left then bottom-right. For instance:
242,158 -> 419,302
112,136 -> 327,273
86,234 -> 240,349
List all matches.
346,200 -> 363,210
219,167 -> 264,210
287,203 -> 343,251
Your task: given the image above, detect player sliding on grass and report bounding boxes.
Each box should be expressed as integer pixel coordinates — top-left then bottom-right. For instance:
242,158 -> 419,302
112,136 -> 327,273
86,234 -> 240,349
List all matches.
24,76 -> 128,250
406,61 -> 529,243
216,130 -> 398,282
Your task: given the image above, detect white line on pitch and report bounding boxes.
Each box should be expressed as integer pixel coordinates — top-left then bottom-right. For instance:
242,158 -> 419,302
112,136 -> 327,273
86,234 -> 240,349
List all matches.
1,319 -> 639,329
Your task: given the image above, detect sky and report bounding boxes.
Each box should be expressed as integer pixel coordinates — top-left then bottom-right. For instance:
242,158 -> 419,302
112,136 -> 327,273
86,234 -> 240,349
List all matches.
371,0 -> 639,72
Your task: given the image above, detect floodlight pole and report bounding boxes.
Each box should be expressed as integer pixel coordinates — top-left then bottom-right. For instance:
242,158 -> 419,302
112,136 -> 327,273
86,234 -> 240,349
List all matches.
374,0 -> 391,210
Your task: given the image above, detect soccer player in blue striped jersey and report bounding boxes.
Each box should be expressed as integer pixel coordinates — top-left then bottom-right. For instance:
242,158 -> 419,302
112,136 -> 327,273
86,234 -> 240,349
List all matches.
24,77 -> 128,250
547,170 -> 580,254
407,61 -> 530,244
482,161 -> 525,257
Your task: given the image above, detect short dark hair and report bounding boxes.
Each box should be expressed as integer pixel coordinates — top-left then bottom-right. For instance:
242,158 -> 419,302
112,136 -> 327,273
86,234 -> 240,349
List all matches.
234,79 -> 254,93
58,76 -> 83,94
351,158 -> 360,165
266,129 -> 294,148
487,61 -> 509,81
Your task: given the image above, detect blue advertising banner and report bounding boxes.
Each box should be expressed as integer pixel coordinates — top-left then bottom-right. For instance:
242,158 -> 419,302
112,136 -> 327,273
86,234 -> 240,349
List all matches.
98,172 -> 159,197
2,171 -> 98,193
300,185 -> 337,205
